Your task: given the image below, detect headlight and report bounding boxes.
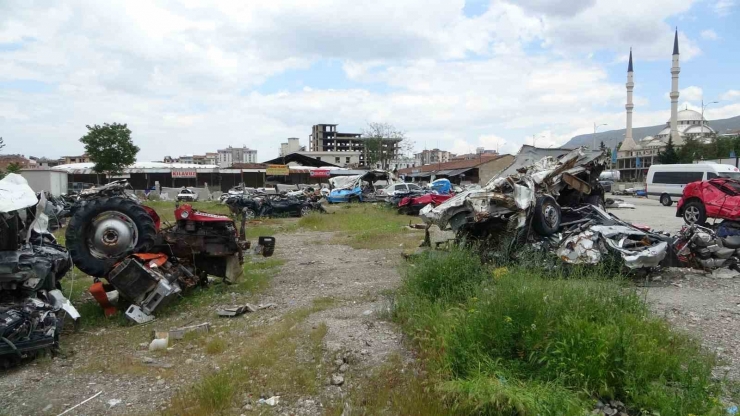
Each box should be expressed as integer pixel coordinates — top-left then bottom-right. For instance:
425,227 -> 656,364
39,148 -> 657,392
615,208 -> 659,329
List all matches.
180,210 -> 189,219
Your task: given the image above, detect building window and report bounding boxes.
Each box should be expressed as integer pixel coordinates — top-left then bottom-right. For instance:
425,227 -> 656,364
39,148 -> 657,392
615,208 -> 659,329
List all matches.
346,157 -> 350,163
316,157 -> 321,161
335,157 -> 340,163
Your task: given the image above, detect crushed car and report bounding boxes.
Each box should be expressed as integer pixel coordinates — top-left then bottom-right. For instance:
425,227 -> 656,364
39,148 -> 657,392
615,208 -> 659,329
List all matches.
0,174 -> 79,367
223,190 -> 324,219
421,145 -> 607,239
677,178 -> 740,225
176,188 -> 199,202
326,170 -> 394,204
65,180 -> 275,323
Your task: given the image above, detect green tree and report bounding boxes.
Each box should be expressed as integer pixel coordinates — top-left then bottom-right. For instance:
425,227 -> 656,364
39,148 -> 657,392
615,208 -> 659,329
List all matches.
657,136 -> 680,164
5,162 -> 22,174
80,123 -> 139,175
677,137 -> 705,163
0,137 -> 5,152
361,122 -> 407,170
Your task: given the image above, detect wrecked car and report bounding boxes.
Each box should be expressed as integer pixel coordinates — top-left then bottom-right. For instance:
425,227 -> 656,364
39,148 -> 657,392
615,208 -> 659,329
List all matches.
223,192 -> 324,219
398,193 -> 455,216
0,174 -> 79,367
421,145 -> 607,240
326,170 -> 394,204
677,178 -> 740,225
65,180 -> 275,323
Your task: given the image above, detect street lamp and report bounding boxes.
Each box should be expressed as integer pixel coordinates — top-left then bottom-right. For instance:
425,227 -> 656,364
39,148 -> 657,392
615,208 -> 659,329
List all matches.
593,123 -> 607,150
701,100 -> 719,143
532,134 -> 546,147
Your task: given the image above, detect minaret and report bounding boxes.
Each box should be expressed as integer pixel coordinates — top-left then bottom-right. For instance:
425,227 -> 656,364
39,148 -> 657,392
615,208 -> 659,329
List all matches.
620,49 -> 638,152
670,28 -> 680,142
625,48 -> 634,143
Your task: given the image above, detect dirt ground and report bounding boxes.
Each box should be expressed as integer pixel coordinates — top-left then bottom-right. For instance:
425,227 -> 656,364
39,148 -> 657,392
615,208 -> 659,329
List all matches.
0,226 -> 418,416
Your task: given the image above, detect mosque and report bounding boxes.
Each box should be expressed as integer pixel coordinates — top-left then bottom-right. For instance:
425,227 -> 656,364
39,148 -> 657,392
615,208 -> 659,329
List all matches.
616,30 -> 715,180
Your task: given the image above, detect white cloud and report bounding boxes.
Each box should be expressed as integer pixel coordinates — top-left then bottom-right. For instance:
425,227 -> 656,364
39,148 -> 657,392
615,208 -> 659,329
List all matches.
0,0 -> 716,162
721,90 -> 740,101
680,86 -> 704,102
700,29 -> 719,40
713,0 -> 735,16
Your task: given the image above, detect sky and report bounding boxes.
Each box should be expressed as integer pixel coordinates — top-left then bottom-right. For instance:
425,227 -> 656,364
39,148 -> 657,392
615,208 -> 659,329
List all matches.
1,0 -> 739,162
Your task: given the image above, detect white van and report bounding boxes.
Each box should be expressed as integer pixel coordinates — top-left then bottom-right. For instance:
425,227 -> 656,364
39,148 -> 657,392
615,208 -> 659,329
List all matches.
646,163 -> 740,206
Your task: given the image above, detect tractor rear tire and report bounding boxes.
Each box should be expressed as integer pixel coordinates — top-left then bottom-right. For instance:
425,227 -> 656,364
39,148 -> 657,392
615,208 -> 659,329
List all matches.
532,195 -> 561,236
66,197 -> 157,277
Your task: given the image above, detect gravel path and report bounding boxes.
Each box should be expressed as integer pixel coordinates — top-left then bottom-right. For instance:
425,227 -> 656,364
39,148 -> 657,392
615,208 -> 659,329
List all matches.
0,229 -> 411,416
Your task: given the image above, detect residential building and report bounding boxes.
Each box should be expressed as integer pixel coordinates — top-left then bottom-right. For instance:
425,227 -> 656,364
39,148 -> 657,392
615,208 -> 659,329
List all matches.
0,154 -> 32,170
617,31 -> 716,180
415,148 -> 452,166
384,156 -> 417,171
309,124 -> 402,167
178,155 -> 194,164
295,151 -> 362,167
61,154 -> 90,164
28,156 -> 61,168
217,146 -> 258,168
450,149 -> 498,161
279,137 -> 304,157
205,152 -> 218,165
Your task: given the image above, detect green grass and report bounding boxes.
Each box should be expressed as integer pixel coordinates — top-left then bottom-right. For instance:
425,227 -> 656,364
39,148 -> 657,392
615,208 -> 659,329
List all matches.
392,249 -> 726,416
298,204 -> 424,249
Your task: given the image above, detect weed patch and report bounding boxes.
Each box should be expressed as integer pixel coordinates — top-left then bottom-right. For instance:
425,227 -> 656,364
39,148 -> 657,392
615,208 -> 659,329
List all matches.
299,205 -> 423,249
394,249 -> 725,416
164,301 -> 335,416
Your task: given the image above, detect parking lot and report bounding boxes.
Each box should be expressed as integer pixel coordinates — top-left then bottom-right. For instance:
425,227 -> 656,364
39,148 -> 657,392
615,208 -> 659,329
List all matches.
607,195 -> 686,232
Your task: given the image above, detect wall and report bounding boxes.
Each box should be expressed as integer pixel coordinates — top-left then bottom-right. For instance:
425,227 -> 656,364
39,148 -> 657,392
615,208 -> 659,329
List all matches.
20,170 -> 69,196
477,155 -> 516,184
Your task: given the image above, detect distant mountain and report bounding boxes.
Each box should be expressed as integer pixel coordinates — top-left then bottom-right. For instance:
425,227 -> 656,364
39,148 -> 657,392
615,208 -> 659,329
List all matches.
562,115 -> 740,149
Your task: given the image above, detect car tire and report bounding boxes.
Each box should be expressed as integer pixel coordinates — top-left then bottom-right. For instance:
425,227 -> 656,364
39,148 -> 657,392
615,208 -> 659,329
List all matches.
66,197 -> 157,277
532,195 -> 561,236
682,201 -> 707,225
348,196 -> 360,204
660,194 -> 673,206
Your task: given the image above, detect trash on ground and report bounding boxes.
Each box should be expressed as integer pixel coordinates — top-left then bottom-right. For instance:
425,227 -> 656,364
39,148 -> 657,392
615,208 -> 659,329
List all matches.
605,198 -> 635,209
257,396 -> 280,406
154,322 -> 211,340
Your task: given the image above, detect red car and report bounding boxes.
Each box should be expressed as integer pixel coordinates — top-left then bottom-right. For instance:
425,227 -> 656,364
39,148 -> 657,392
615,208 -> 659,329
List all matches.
676,178 -> 740,225
398,193 -> 454,215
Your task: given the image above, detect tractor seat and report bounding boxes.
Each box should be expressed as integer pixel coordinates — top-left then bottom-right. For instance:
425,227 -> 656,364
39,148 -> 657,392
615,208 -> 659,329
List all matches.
721,235 -> 740,249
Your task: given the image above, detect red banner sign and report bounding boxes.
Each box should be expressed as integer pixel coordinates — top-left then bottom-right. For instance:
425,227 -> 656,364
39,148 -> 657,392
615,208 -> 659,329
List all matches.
172,170 -> 197,178
310,169 -> 330,178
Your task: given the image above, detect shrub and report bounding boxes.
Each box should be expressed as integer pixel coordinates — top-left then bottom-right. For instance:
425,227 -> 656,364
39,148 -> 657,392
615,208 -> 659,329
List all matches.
395,250 -> 724,416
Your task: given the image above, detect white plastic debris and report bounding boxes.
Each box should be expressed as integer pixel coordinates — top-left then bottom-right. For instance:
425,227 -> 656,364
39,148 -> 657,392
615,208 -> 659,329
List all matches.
107,399 -> 121,408
257,396 -> 280,406
149,337 -> 169,352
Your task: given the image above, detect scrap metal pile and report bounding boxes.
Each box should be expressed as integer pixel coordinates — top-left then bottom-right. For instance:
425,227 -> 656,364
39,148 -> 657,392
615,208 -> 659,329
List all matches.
222,187 -> 324,220
420,145 -> 740,273
0,174 -> 79,368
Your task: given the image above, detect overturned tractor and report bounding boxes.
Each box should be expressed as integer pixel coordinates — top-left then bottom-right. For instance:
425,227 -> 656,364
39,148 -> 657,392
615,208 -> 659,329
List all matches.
65,181 -> 275,323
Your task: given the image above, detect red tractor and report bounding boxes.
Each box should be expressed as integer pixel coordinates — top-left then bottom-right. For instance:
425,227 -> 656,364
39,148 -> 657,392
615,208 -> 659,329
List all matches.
65,181 -> 275,323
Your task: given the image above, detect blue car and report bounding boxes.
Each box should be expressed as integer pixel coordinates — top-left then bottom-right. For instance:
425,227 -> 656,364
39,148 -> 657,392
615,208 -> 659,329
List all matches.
326,171 -> 391,204
326,186 -> 363,203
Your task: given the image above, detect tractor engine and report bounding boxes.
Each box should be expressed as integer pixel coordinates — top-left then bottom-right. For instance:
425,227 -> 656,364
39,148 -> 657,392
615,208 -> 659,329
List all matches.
160,204 -> 246,282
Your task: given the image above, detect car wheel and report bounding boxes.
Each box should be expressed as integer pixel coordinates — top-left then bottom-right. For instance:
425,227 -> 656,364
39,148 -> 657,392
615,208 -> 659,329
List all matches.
348,196 -> 360,204
242,208 -> 256,220
660,194 -> 673,206
532,195 -> 561,236
300,205 -> 312,217
683,201 -> 706,225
